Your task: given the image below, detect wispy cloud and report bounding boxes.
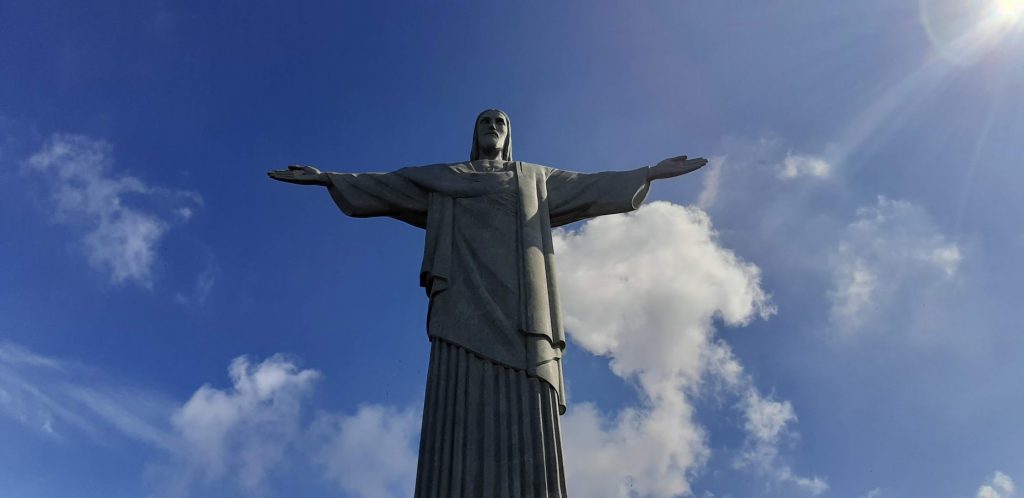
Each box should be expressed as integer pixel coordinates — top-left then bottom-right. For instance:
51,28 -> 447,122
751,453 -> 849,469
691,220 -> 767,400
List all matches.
554,202 -> 822,496
24,134 -> 202,288
778,153 -> 832,180
694,137 -> 971,344
693,138 -> 847,291
696,155 -> 725,210
174,259 -> 218,305
829,196 -> 962,333
0,342 -> 175,448
734,390 -> 827,495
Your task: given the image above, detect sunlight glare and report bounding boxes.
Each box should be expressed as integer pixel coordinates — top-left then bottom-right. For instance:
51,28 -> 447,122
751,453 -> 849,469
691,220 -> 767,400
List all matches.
920,0 -> 1023,65
993,0 -> 1024,23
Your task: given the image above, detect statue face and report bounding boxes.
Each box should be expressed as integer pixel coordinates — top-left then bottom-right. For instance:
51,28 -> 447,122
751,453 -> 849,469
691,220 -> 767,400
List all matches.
475,110 -> 508,152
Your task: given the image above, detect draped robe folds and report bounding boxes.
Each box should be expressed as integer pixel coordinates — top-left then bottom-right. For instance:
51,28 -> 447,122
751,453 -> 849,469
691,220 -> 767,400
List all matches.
325,161 -> 651,414
328,161 -> 649,496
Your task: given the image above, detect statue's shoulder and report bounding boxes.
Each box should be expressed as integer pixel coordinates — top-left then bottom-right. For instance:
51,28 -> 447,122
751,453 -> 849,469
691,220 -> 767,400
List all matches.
516,161 -> 556,178
393,162 -> 462,178
396,162 -> 458,173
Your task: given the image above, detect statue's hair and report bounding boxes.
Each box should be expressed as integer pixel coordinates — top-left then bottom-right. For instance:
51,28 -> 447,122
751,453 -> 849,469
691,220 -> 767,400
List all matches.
470,109 -> 512,161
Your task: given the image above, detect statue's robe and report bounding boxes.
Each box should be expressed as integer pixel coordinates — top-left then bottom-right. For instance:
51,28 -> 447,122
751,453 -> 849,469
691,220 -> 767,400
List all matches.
325,161 -> 650,498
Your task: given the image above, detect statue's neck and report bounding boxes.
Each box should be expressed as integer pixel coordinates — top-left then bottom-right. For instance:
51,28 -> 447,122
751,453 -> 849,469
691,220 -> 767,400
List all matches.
476,147 -> 503,161
471,159 -> 507,172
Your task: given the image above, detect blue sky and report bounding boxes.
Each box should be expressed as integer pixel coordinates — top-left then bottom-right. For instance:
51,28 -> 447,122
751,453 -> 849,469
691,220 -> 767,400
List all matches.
1,1 -> 1022,497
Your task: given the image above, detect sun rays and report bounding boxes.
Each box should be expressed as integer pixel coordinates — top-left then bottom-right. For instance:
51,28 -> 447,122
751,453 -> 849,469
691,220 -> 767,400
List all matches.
920,0 -> 1023,65
993,0 -> 1024,24
818,0 -> 1021,237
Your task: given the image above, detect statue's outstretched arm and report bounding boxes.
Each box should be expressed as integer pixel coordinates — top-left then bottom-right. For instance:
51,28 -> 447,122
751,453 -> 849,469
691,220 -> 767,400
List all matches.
269,164 -> 428,228
648,156 -> 708,180
267,164 -> 329,186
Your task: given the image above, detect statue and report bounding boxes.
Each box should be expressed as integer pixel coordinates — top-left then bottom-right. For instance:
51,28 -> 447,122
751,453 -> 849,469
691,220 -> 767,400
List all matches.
268,109 -> 706,497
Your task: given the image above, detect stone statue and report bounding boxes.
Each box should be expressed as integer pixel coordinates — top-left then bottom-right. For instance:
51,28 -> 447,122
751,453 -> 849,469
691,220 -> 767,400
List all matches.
268,109 -> 706,497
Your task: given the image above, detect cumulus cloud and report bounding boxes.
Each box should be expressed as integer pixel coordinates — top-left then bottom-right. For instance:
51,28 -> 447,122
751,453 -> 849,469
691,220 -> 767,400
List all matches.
977,471 -> 1016,498
829,196 -> 962,332
311,405 -> 419,498
556,202 -> 774,383
24,134 -> 201,288
152,353 -> 420,498
155,355 -> 320,495
554,202 -> 822,496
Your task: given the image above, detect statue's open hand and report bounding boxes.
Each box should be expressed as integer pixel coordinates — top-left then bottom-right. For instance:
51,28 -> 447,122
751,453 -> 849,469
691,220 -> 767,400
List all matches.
267,165 -> 328,186
649,156 -> 708,180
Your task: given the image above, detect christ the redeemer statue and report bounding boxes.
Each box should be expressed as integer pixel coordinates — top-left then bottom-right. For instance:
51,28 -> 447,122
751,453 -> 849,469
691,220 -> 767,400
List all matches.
268,109 -> 706,498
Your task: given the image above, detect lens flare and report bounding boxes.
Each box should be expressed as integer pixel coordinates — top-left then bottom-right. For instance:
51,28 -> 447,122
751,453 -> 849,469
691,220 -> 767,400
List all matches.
993,0 -> 1024,23
920,0 -> 1022,64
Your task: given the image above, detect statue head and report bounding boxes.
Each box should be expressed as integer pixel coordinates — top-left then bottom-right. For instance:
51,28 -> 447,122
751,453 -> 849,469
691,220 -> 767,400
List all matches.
470,109 -> 512,161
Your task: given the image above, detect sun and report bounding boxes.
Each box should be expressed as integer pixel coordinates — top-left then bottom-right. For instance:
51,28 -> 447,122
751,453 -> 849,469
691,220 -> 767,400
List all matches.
920,0 -> 1024,64
992,0 -> 1024,24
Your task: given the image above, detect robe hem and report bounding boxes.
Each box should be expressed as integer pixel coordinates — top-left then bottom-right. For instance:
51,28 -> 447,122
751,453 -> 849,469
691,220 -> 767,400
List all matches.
426,335 -> 562,397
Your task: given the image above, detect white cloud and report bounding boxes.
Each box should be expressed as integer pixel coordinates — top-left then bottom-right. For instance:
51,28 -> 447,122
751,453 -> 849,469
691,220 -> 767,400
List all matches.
556,202 -> 773,384
24,134 -> 201,288
778,153 -> 832,179
828,196 -> 962,333
562,398 -> 707,498
555,202 -> 822,497
977,471 -> 1016,498
311,405 -> 419,498
160,355 -> 320,495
